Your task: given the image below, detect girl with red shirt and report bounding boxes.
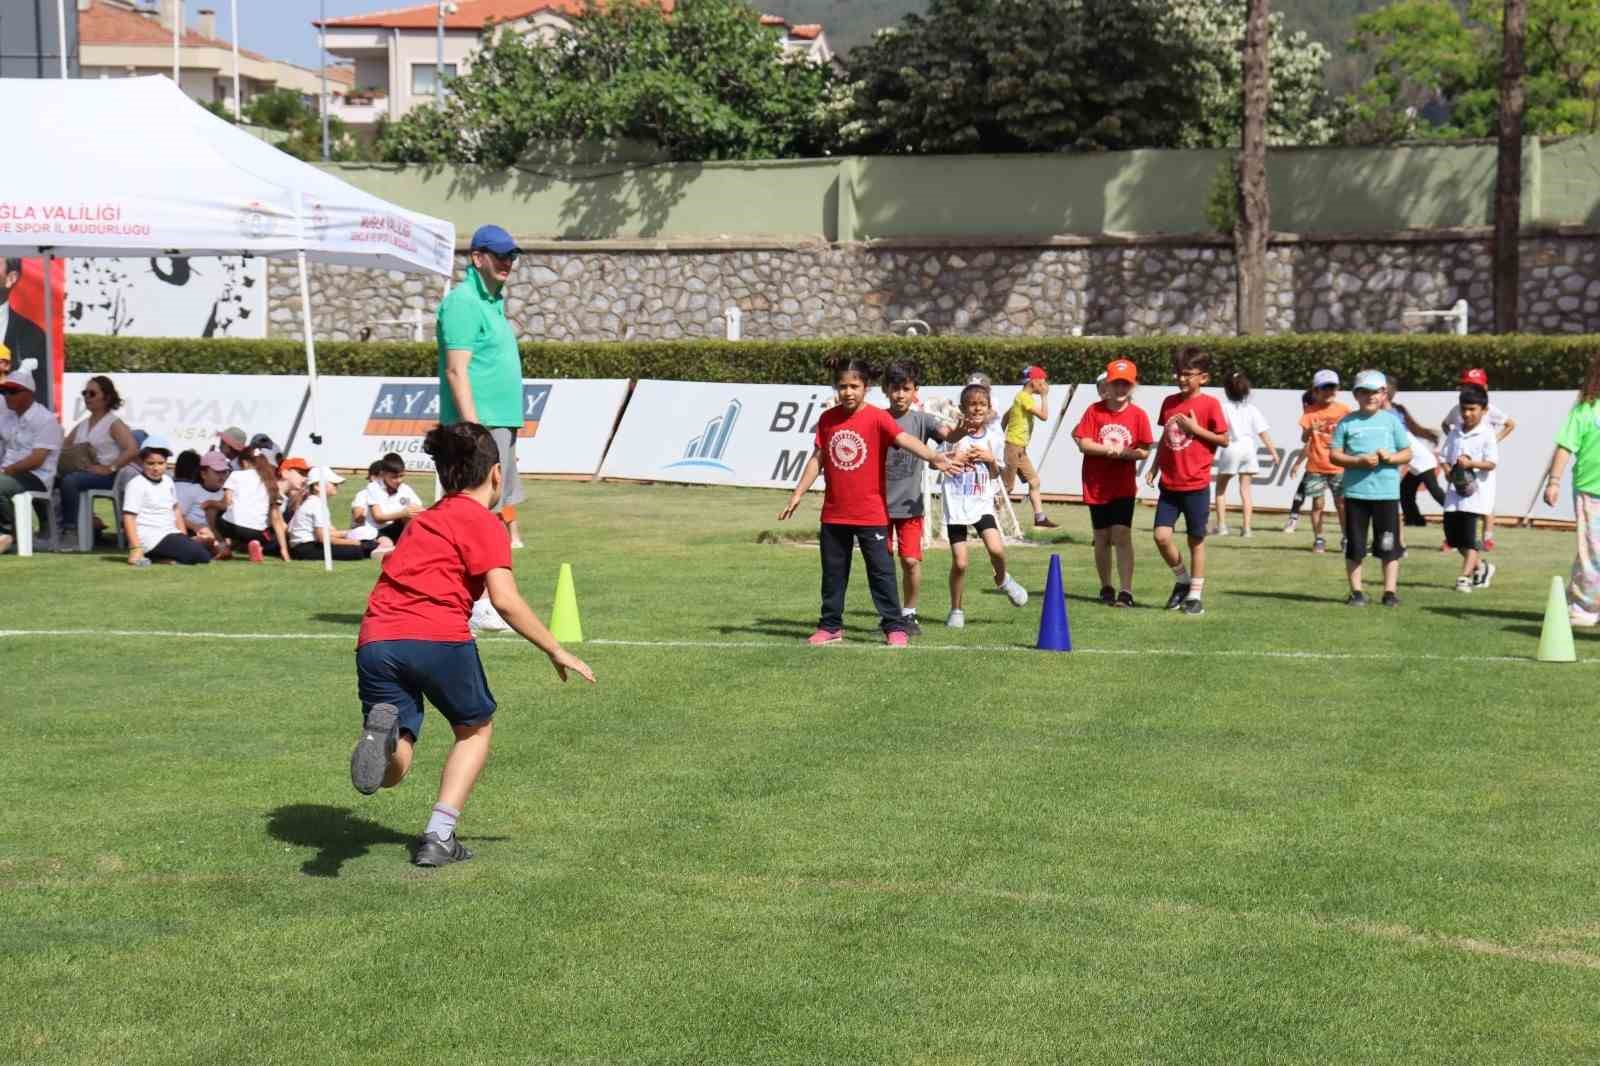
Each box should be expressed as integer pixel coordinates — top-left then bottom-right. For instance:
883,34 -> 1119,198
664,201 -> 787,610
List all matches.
779,358 -> 957,646
351,422 -> 594,868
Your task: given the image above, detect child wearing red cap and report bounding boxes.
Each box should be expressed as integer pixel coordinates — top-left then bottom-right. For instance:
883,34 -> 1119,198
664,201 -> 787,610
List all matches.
1441,369 -> 1516,550
1002,366 -> 1058,528
1074,358 -> 1154,606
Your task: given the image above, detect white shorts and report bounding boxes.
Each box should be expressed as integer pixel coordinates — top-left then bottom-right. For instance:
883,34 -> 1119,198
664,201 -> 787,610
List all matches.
1214,442 -> 1260,476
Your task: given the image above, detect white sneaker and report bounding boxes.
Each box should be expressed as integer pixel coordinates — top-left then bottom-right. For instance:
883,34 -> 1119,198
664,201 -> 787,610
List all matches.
1240,528 -> 1253,539
1571,604 -> 1599,628
1455,577 -> 1473,594
1282,516 -> 1299,534
1000,574 -> 1028,607
945,609 -> 965,629
1214,525 -> 1230,537
470,595 -> 511,632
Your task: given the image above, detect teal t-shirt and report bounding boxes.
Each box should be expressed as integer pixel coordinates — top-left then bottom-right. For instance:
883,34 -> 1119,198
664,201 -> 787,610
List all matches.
436,266 -> 523,429
1556,400 -> 1600,495
1331,409 -> 1410,500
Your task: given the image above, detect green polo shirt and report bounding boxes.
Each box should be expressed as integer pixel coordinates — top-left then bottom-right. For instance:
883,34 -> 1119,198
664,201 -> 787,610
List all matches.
436,265 -> 523,429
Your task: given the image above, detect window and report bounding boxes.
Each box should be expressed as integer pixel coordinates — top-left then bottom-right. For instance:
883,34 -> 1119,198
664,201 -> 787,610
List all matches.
411,63 -> 457,97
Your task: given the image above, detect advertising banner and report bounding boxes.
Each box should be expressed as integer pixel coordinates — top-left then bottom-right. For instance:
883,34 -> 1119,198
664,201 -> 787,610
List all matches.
61,372 -> 307,453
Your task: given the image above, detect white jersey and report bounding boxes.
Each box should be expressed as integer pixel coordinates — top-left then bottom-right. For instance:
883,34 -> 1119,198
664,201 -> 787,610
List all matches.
939,423 -> 1005,527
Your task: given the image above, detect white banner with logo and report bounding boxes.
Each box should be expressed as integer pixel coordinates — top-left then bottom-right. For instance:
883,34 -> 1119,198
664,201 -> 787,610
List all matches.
602,379 -> 1579,520
62,372 -> 307,453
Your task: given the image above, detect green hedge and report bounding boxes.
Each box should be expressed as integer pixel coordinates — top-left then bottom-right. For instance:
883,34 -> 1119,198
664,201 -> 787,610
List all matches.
65,333 -> 1600,390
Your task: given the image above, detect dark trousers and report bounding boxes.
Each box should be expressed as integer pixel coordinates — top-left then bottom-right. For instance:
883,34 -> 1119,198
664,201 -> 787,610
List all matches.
376,520 -> 407,542
819,522 -> 904,633
290,540 -> 374,561
1400,470 -> 1445,526
147,533 -> 212,565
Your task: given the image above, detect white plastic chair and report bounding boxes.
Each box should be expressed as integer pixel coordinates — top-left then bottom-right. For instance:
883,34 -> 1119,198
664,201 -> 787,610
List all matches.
78,489 -> 126,552
11,490 -> 61,557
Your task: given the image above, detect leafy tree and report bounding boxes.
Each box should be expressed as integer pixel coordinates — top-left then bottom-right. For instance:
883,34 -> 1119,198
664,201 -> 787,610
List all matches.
377,0 -> 837,165
1342,0 -> 1600,141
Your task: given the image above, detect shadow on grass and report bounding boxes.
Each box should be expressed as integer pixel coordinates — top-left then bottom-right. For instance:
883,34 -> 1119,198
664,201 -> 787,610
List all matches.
311,613 -> 365,626
266,804 -> 416,878
1422,605 -> 1543,623
1229,589 -> 1339,605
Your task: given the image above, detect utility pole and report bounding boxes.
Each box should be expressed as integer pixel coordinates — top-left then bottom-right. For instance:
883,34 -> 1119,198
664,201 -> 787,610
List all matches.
320,0 -> 330,160
1493,0 -> 1528,334
1234,0 -> 1271,335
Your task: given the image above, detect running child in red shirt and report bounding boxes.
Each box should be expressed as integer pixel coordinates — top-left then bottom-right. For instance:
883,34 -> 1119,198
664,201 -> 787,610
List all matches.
1075,358 -> 1154,607
779,357 -> 958,646
1143,346 -> 1230,615
350,422 -> 595,868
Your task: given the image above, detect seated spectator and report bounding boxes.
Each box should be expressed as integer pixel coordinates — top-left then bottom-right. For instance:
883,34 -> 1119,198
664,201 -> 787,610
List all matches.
176,449 -> 231,558
58,374 -> 139,550
121,437 -> 211,566
217,426 -> 248,470
288,466 -> 395,561
353,452 -> 423,542
219,444 -> 289,562
0,367 -> 64,554
0,341 -> 10,376
347,460 -> 384,539
277,456 -> 310,524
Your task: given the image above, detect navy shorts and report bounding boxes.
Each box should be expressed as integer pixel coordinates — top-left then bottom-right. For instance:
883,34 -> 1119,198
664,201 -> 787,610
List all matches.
1154,488 -> 1210,538
356,639 -> 497,740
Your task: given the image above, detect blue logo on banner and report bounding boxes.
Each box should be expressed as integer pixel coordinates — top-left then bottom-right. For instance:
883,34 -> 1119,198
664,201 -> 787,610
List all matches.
665,399 -> 740,473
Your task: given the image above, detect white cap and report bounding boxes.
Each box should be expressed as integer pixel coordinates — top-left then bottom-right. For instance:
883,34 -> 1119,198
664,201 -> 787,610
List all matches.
0,367 -> 36,393
1312,369 -> 1339,389
140,435 -> 175,456
308,465 -> 346,487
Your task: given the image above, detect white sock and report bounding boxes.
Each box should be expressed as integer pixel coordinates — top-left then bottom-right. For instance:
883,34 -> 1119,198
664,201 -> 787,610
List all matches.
1189,578 -> 1205,598
424,803 -> 460,840
1171,565 -> 1190,583
901,606 -> 916,616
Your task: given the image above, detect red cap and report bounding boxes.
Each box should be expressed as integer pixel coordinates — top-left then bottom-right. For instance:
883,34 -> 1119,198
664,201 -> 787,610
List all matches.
1104,359 -> 1137,384
278,457 -> 310,475
1460,368 -> 1489,388
1023,366 -> 1047,382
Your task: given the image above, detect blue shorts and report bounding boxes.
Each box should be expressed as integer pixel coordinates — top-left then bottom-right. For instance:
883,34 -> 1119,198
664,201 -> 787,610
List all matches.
1154,487 -> 1210,538
356,639 -> 497,740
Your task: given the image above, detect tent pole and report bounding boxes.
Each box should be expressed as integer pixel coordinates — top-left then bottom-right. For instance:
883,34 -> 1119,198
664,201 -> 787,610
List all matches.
297,252 -> 333,572
57,0 -> 68,78
42,252 -> 55,414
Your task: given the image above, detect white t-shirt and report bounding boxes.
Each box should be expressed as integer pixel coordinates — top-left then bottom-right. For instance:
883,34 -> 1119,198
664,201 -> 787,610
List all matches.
175,481 -> 224,528
359,482 -> 423,531
0,401 -> 65,491
1390,404 -> 1436,473
1444,403 -> 1509,433
122,474 -> 180,550
939,423 -> 1005,526
1221,399 -> 1267,449
223,469 -> 272,529
67,413 -> 128,465
288,492 -> 330,545
1442,421 -> 1499,515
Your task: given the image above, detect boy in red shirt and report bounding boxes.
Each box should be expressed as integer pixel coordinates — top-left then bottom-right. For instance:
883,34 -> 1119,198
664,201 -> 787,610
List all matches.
779,357 -> 957,646
1144,346 -> 1230,615
1074,358 -> 1154,607
351,421 -> 594,868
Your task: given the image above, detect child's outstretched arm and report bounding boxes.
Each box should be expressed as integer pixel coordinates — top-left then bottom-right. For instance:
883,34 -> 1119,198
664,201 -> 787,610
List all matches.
1497,414 -> 1517,442
485,568 -> 596,683
894,431 -> 958,474
779,453 -> 824,520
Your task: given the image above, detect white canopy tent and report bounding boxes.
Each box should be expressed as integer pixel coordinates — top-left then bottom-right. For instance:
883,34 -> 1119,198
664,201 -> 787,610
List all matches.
0,76 -> 457,569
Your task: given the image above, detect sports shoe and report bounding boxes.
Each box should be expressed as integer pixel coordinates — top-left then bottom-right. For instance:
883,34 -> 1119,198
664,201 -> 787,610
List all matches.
1115,590 -> 1136,608
1213,525 -> 1230,537
470,596 -> 511,632
1381,591 -> 1400,608
1439,541 -> 1451,552
945,609 -> 965,629
1034,515 -> 1059,529
1282,515 -> 1299,533
1240,528 -> 1253,539
901,613 -> 922,636
1180,597 -> 1205,616
1474,561 -> 1497,589
350,702 -> 400,796
885,629 -> 909,647
1345,591 -> 1369,607
1000,575 -> 1029,607
1571,604 -> 1599,628
247,539 -> 264,563
1312,537 -> 1326,554
1165,582 -> 1192,610
1456,577 -> 1473,594
1099,585 -> 1116,606
806,628 -> 843,645
413,832 -> 473,868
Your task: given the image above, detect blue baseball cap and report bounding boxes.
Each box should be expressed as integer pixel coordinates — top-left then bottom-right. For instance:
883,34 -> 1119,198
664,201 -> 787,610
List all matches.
469,224 -> 521,256
1353,370 -> 1387,392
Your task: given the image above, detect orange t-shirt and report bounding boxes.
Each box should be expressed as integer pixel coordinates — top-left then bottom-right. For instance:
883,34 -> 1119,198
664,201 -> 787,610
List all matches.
1299,401 -> 1351,475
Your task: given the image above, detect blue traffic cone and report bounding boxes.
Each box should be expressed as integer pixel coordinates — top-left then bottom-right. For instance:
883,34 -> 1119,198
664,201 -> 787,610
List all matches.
1036,553 -> 1071,652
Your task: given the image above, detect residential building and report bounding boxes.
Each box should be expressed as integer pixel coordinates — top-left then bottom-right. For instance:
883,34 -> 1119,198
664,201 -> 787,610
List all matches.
317,0 -> 830,127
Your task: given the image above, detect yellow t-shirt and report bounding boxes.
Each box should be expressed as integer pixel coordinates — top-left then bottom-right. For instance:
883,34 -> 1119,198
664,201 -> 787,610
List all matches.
1005,390 -> 1039,447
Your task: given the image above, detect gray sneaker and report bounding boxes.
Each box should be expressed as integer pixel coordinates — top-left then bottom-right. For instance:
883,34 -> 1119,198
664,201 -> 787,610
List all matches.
350,703 -> 400,796
413,832 -> 473,868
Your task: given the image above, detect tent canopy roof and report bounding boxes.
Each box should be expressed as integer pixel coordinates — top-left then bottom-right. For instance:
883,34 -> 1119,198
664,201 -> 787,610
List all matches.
0,76 -> 455,276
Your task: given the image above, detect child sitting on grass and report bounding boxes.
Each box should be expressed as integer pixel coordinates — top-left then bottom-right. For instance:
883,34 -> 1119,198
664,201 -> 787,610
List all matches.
940,383 -> 1029,628
1329,370 -> 1411,607
1440,385 -> 1498,592
353,452 -> 423,542
1074,358 -> 1153,607
288,466 -> 397,562
122,438 -> 212,566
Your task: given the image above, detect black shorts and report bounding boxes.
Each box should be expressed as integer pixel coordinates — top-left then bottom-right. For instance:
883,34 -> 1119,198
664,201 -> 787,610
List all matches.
1443,510 -> 1482,552
1344,497 -> 1403,562
947,514 -> 999,543
1154,488 -> 1210,538
1089,498 -> 1136,531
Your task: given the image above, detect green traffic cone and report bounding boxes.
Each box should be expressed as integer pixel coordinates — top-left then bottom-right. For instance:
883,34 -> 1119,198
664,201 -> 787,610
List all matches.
1538,575 -> 1576,663
550,563 -> 584,644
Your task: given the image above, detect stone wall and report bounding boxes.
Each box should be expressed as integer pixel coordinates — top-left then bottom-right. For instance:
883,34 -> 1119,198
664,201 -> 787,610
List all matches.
268,233 -> 1600,343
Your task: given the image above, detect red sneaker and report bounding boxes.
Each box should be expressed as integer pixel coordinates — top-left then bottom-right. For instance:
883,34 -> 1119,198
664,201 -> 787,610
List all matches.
1483,537 -> 1495,552
885,629 -> 909,647
806,628 -> 843,646
247,540 -> 264,563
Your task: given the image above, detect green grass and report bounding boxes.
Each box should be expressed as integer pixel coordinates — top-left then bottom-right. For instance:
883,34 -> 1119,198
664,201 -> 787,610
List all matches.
4,480 -> 1600,1064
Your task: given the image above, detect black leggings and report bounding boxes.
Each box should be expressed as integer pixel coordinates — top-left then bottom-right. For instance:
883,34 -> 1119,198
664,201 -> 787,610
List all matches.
290,540 -> 376,561
147,533 -> 212,565
818,522 -> 904,634
1400,470 -> 1445,526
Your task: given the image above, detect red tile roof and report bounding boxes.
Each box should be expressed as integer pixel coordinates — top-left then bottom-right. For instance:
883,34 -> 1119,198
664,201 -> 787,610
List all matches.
788,23 -> 822,40
318,0 -> 675,30
79,0 -> 268,59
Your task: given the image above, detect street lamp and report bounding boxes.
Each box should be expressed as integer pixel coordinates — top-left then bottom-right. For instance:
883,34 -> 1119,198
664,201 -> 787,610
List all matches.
320,0 -> 330,160
437,1 -> 458,102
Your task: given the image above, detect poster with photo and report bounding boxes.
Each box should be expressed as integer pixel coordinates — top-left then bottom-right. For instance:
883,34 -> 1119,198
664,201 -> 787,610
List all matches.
67,256 -> 266,339
1,256 -> 66,413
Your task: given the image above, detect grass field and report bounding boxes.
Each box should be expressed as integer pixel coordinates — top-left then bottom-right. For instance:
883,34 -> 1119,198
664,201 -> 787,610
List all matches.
5,479 -> 1600,1064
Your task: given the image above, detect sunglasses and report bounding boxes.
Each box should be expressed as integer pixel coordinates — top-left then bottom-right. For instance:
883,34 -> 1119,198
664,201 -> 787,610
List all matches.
81,389 -> 99,398
476,249 -> 518,264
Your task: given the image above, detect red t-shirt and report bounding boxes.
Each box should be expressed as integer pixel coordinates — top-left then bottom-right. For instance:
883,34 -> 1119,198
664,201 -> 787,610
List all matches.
1074,401 -> 1155,504
1156,392 -> 1229,492
814,403 -> 902,526
358,494 -> 513,645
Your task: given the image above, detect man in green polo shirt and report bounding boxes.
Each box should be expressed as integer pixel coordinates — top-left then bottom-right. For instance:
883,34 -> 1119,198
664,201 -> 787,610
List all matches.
439,223 -> 526,550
